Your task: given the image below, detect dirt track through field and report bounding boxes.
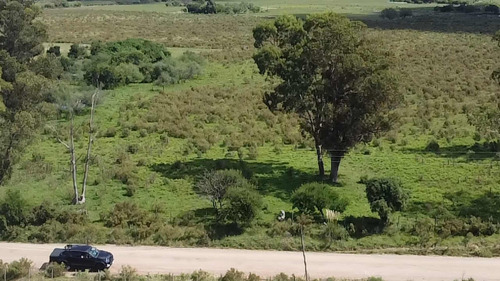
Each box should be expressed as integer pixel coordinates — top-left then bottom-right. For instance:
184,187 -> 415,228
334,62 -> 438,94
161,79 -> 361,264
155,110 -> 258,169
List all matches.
1,243 -> 499,281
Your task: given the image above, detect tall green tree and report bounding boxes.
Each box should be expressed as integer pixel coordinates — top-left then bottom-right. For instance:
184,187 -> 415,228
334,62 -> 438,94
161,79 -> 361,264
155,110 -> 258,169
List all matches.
0,0 -> 47,63
253,13 -> 400,183
0,0 -> 51,184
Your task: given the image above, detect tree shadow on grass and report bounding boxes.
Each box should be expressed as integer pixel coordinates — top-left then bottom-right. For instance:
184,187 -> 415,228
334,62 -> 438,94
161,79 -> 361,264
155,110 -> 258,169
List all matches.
150,158 -> 319,200
340,216 -> 384,238
445,190 -> 500,222
280,8 -> 500,34
177,207 -> 244,240
354,11 -> 500,34
402,141 -> 500,161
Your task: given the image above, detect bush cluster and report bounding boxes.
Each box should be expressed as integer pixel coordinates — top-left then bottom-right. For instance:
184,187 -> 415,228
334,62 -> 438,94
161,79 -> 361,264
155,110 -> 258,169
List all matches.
434,4 -> 497,14
185,1 -> 261,14
380,8 -> 413,19
82,39 -> 204,89
196,170 -> 262,227
291,183 -> 348,221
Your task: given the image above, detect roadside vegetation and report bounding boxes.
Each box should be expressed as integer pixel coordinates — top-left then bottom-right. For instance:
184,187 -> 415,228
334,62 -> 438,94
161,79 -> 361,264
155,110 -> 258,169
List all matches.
0,0 -> 499,257
0,258 -> 479,281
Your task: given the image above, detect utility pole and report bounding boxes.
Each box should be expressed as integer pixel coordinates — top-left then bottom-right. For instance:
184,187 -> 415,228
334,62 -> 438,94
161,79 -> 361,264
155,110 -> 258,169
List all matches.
300,224 -> 309,281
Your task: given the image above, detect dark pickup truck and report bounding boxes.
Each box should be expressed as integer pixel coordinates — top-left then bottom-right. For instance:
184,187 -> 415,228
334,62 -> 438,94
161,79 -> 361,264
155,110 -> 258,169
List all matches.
49,245 -> 114,271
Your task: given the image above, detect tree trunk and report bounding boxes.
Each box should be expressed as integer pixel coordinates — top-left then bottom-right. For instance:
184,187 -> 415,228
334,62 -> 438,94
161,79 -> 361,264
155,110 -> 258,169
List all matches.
315,143 -> 325,178
70,114 -> 79,204
80,90 -> 98,205
329,151 -> 344,183
0,137 -> 14,185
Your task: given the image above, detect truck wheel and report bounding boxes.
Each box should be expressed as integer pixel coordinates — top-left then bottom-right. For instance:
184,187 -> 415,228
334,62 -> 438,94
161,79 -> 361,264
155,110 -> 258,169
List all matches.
98,264 -> 107,271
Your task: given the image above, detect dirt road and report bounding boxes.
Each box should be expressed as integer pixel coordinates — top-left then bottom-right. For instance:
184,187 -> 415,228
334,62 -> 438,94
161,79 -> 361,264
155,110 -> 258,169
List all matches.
1,243 -> 499,281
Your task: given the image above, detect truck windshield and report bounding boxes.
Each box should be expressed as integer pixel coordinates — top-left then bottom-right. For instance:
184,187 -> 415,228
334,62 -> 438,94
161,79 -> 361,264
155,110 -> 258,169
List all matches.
89,247 -> 99,258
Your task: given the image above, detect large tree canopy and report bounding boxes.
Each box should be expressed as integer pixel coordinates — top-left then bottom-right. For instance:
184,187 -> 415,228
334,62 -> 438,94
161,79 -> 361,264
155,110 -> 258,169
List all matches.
253,13 -> 401,182
0,0 -> 47,63
0,0 -> 51,184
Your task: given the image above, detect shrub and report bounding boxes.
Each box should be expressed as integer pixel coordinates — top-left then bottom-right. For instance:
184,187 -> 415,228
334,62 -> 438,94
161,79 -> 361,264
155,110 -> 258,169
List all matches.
364,178 -> 409,223
115,63 -> 144,84
196,169 -> 248,213
29,54 -> 63,80
121,128 -> 130,138
68,44 -> 87,59
248,145 -> 258,160
0,189 -> 28,227
2,258 -> 33,281
220,185 -> 262,226
44,262 -> 66,278
425,139 -> 440,152
485,4 -> 499,14
220,269 -> 246,281
104,201 -> 147,227
118,265 -> 138,281
47,46 -> 61,57
125,183 -> 137,197
291,183 -> 348,220
436,4 -> 454,12
29,202 -> 57,226
321,222 -> 349,246
380,8 -> 399,19
127,144 -> 139,154
104,127 -> 117,137
191,270 -> 216,281
399,8 -> 413,18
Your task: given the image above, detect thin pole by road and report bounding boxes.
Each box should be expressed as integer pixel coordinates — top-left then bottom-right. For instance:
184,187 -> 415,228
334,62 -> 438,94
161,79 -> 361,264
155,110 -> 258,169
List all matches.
1,242 -> 499,281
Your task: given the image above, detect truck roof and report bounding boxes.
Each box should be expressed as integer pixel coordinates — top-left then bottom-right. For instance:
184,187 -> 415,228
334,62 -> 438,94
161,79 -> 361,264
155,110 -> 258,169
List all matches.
65,245 -> 93,252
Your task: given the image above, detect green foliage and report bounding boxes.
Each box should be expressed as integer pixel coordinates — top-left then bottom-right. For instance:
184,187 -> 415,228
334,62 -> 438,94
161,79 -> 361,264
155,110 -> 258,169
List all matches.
253,13 -> 401,182
364,178 -> 409,223
0,258 -> 33,281
44,262 -> 66,278
0,0 -> 52,185
216,2 -> 261,14
29,54 -> 63,80
68,44 -> 87,59
291,183 -> 348,219
220,269 -> 246,281
425,139 -> 440,152
0,1 -> 47,63
485,4 -> 500,14
118,265 -> 138,281
84,39 -> 202,89
220,185 -> 262,226
0,189 -> 27,228
380,8 -> 399,19
196,169 -> 248,213
47,46 -> 61,57
399,8 -> 413,18
321,222 -> 349,246
115,63 -> 144,84
186,1 -> 261,14
103,201 -> 148,227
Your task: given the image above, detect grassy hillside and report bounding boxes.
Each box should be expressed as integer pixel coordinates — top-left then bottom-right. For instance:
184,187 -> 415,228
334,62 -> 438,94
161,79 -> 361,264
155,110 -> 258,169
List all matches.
1,0 -> 500,255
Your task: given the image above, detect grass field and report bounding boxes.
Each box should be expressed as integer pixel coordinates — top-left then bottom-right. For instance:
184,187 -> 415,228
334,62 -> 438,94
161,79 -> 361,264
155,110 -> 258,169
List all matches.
66,0 -> 440,16
2,0 -> 500,255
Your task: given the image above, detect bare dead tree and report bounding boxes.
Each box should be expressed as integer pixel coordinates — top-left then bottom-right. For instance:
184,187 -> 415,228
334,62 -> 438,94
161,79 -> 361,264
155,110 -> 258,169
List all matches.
53,87 -> 99,205
80,89 -> 98,204
55,109 -> 79,204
